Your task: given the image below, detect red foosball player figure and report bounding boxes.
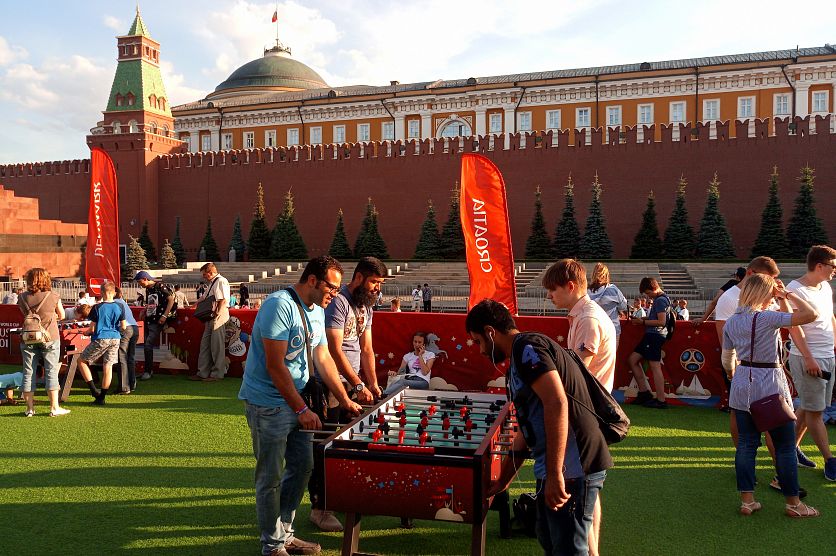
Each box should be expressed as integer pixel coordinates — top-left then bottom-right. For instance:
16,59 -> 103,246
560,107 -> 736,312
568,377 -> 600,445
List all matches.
396,402 -> 406,413
377,411 -> 386,425
399,413 -> 408,428
427,404 -> 437,416
465,418 -> 475,441
419,431 -> 430,446
459,406 -> 469,419
398,429 -> 406,444
372,429 -> 384,443
442,414 -> 451,438
420,415 -> 429,429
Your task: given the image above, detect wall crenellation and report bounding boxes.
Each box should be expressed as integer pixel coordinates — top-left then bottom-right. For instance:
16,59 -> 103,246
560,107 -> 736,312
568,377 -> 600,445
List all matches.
0,159 -> 91,179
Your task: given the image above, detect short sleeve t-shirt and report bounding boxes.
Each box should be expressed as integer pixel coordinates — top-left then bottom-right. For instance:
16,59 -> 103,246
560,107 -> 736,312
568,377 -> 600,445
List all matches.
402,350 -> 435,383
646,294 -> 671,336
508,332 -> 612,480
720,279 -> 739,292
787,279 -> 835,359
114,298 -> 138,327
90,301 -> 126,340
206,275 -> 231,304
715,285 -> 741,322
238,289 -> 327,408
567,295 -> 617,392
324,287 -> 373,374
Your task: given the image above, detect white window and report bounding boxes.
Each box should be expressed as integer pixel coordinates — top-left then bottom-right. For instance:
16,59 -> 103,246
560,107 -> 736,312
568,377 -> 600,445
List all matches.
576,107 -> 590,128
407,120 -> 420,139
489,113 -> 502,134
357,123 -> 370,142
812,91 -> 828,113
333,125 -> 346,143
265,130 -> 277,147
128,120 -> 139,133
703,99 -> 720,121
112,121 -> 122,134
637,104 -> 654,125
222,133 -> 233,150
517,111 -> 532,132
287,128 -> 299,146
546,110 -> 561,130
201,134 -> 211,151
774,94 -> 790,116
606,106 -> 622,126
381,121 -> 394,140
737,97 -> 755,119
670,102 -> 686,123
310,126 -> 322,145
181,135 -> 190,151
244,132 -> 255,149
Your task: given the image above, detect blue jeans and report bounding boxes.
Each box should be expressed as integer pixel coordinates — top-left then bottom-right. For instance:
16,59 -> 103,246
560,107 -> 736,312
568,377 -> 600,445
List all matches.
21,341 -> 61,392
143,321 -> 162,374
119,325 -> 139,390
384,374 -> 430,396
244,401 -> 313,555
536,470 -> 606,556
734,410 -> 798,496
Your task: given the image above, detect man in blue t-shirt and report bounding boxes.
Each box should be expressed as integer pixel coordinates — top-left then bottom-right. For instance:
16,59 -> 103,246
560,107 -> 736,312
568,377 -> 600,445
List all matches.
466,299 -> 612,555
77,281 -> 127,405
627,277 -> 672,409
238,256 -> 362,556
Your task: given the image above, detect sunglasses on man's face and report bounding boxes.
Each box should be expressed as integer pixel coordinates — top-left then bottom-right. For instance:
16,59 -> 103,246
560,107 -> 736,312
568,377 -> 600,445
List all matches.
318,278 -> 340,294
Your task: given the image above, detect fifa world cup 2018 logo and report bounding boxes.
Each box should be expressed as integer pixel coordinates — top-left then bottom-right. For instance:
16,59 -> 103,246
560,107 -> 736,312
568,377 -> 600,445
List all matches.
680,348 -> 705,373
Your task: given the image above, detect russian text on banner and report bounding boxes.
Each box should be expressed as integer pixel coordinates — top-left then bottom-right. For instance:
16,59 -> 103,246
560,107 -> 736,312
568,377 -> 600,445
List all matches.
459,153 -> 517,315
85,147 -> 121,295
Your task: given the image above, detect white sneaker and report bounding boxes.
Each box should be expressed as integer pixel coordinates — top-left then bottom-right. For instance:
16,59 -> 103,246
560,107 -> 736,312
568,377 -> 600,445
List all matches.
24,408 -> 35,417
49,407 -> 71,417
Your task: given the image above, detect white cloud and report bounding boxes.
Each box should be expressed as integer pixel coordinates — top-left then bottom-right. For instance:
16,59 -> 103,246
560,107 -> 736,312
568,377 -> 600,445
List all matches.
160,60 -> 209,105
0,35 -> 28,66
103,15 -> 124,32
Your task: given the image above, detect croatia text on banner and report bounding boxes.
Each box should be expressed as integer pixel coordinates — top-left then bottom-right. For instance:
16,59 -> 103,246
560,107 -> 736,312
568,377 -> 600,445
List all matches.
459,154 -> 517,314
85,147 -> 120,295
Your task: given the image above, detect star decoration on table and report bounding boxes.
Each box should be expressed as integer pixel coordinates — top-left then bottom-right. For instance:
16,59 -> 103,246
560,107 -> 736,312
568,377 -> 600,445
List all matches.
466,338 -> 474,346
463,358 -> 468,363
450,336 -> 456,342
388,352 -> 394,359
556,335 -> 565,343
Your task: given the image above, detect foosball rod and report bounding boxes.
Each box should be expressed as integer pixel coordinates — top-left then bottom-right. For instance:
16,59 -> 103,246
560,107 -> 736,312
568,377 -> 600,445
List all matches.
374,408 -> 508,422
394,398 -> 507,410
380,404 -> 509,418
361,432 -> 484,446
406,395 -> 508,407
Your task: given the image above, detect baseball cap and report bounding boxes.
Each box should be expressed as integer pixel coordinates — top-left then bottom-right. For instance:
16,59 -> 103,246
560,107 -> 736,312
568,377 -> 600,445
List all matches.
733,267 -> 746,280
134,270 -> 154,281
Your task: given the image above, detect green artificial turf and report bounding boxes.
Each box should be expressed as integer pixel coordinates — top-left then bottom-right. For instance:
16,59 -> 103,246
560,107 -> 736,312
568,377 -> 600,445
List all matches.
2,374 -> 833,555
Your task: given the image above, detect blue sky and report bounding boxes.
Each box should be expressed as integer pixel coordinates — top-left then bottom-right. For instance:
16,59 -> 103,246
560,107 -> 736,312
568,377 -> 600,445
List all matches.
1,0 -> 833,164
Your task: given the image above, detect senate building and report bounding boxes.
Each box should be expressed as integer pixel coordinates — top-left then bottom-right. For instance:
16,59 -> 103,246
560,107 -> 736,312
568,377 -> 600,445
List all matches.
2,9 -> 836,274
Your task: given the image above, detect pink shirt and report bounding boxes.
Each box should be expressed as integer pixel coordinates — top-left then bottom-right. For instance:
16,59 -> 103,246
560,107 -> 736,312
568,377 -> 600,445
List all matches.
567,295 -> 617,392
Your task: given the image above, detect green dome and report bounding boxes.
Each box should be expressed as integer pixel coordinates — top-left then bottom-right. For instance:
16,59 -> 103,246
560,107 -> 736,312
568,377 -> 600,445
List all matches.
212,47 -> 328,96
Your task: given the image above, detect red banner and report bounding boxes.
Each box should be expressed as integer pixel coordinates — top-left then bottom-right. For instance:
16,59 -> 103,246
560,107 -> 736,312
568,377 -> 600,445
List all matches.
459,154 -> 517,314
85,147 -> 120,295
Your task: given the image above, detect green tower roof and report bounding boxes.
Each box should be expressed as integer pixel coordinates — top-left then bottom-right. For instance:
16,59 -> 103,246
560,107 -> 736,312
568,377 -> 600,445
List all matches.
127,9 -> 151,38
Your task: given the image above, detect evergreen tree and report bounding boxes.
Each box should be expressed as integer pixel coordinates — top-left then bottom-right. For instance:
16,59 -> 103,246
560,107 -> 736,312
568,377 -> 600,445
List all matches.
696,173 -> 736,259
553,175 -> 582,259
662,175 -> 696,259
160,239 -> 178,269
328,209 -> 354,259
786,165 -> 829,258
580,173 -> 613,259
750,167 -> 790,259
414,199 -> 441,259
171,216 -> 187,265
270,189 -> 308,260
439,183 -> 465,259
199,217 -> 221,261
247,183 -> 272,259
138,220 -> 157,262
525,186 -> 552,259
124,235 -> 148,279
229,214 -> 247,259
630,191 -> 663,259
354,198 -> 389,259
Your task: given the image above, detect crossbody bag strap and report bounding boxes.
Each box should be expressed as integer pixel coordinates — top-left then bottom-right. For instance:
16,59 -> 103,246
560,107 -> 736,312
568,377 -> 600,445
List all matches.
747,312 -> 759,408
285,287 -> 315,383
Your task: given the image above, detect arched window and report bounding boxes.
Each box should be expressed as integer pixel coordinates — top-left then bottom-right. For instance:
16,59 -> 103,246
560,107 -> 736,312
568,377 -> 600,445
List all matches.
112,121 -> 122,134
129,120 -> 139,133
162,124 -> 169,137
159,97 -> 166,110
439,120 -> 472,138
149,122 -> 157,135
115,94 -> 124,107
126,93 -> 135,106
149,94 -> 156,108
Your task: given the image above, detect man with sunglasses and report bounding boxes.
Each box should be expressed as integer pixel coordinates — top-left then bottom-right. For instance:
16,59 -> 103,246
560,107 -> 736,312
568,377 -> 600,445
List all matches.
239,256 -> 362,556
309,256 -> 387,532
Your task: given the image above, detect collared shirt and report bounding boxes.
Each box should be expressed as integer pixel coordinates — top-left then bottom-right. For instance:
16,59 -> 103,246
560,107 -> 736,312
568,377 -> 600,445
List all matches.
567,295 -> 617,392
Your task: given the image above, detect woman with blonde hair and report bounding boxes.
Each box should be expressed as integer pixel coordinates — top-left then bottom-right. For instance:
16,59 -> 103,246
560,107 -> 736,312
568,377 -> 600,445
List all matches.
722,273 -> 819,518
588,262 -> 628,343
17,268 -> 69,417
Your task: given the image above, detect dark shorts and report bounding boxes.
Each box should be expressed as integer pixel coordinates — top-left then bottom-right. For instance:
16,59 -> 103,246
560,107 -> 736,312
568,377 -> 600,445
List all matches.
633,333 -> 666,362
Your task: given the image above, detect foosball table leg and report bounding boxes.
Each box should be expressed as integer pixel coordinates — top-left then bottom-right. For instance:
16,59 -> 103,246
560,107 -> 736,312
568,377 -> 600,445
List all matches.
59,353 -> 80,403
492,490 -> 512,539
341,512 -> 362,556
470,513 -> 487,556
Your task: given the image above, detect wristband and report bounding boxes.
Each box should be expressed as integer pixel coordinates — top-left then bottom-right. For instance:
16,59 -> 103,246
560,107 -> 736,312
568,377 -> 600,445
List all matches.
295,405 -> 308,416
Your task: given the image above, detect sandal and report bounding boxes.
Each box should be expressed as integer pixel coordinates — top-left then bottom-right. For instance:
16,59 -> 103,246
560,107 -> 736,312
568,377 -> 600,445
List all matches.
739,501 -> 762,515
785,503 -> 820,518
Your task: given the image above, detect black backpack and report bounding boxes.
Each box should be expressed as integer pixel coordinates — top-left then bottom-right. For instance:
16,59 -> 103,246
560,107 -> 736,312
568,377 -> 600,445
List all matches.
660,294 -> 676,340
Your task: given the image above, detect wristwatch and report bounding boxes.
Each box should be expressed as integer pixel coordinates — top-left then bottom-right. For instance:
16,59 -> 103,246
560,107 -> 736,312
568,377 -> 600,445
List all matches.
352,382 -> 366,395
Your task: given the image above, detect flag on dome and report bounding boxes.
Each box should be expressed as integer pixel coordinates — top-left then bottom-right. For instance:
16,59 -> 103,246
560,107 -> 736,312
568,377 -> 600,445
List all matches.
271,11 -> 278,23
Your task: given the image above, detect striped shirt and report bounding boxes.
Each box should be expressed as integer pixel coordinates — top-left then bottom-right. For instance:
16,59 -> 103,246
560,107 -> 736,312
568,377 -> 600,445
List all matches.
588,284 -> 628,335
722,308 -> 792,412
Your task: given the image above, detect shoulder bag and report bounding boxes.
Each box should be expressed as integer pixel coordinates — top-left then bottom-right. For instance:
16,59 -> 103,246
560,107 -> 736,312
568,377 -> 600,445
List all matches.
747,312 -> 796,432
285,287 -> 328,418
194,277 -> 219,322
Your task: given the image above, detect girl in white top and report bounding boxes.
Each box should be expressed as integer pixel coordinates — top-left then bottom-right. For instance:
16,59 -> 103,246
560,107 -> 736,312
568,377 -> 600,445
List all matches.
384,332 -> 436,395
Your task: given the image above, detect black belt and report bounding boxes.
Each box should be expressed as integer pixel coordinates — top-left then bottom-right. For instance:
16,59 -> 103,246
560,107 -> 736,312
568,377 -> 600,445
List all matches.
739,360 -> 781,369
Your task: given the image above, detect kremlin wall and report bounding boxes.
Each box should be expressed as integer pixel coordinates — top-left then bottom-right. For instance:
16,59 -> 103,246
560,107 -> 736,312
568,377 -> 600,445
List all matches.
1,10 -> 835,270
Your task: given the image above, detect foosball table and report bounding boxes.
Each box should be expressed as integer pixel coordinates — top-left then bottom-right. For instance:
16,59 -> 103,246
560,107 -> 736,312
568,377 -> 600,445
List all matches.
314,387 -> 519,556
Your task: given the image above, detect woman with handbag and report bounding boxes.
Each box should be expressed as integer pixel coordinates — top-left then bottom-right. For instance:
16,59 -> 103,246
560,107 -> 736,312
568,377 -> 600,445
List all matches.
721,273 -> 819,518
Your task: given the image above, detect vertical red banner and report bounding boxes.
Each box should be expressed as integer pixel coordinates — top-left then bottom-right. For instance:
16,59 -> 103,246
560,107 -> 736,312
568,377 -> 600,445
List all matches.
85,147 -> 120,295
459,154 -> 517,315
